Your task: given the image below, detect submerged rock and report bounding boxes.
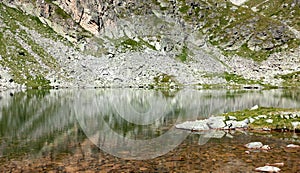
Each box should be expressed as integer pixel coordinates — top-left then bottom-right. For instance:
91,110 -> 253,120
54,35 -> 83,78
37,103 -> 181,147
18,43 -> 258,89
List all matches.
244,142 -> 263,149
286,144 -> 300,148
261,145 -> 271,150
254,166 -> 281,172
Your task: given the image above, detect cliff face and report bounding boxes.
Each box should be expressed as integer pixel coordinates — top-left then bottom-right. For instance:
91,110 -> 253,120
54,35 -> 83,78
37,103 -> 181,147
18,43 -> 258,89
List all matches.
0,0 -> 299,89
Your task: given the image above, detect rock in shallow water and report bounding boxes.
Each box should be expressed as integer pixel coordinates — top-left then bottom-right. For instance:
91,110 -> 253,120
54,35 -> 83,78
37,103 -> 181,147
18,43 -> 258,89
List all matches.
254,166 -> 281,172
244,142 -> 263,149
286,144 -> 300,148
175,116 -> 227,131
175,119 -> 210,131
206,116 -> 226,129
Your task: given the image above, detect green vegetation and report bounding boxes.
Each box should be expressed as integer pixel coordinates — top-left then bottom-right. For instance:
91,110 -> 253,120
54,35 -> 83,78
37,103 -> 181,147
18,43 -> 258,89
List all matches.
114,36 -> 156,52
54,6 -> 71,19
203,72 -> 260,85
154,74 -> 173,83
153,73 -> 180,88
223,107 -> 300,130
276,71 -> 300,88
176,45 -> 189,62
179,5 -> 190,13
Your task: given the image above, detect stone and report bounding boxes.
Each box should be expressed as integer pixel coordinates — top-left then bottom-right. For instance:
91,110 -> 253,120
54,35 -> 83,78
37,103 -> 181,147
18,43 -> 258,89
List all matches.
266,119 -> 273,123
257,115 -> 267,119
206,116 -> 226,129
250,105 -> 259,110
286,144 -> 300,148
261,145 -> 271,150
262,127 -> 271,131
202,130 -> 226,139
249,117 -> 255,123
291,122 -> 300,129
244,142 -> 263,149
175,120 -> 210,131
228,116 -> 237,120
254,166 -> 281,172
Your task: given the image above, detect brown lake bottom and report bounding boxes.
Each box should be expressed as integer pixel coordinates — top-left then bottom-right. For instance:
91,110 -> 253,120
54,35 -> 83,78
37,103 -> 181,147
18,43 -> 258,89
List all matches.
1,131 -> 299,173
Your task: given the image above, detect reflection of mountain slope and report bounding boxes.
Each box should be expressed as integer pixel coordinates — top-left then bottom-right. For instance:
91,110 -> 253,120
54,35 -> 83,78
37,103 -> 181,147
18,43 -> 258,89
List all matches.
0,89 -> 299,159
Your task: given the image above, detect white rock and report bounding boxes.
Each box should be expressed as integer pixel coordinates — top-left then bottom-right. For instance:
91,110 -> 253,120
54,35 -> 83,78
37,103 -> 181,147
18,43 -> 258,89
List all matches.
257,115 -> 267,119
249,117 -> 256,123
266,119 -> 273,123
291,122 -> 300,129
286,144 -> 300,148
206,116 -> 226,129
175,120 -> 210,131
261,145 -> 271,150
228,116 -> 237,120
250,105 -> 259,110
245,142 -> 263,149
255,166 -> 281,172
262,127 -> 271,131
230,0 -> 248,6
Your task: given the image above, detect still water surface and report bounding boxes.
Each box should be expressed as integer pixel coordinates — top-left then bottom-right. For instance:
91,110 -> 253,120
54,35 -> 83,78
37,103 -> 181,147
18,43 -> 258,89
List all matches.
0,89 -> 299,172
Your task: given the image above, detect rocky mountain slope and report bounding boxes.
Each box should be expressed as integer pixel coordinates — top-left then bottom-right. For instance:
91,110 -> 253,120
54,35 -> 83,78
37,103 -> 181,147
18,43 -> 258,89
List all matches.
0,0 -> 299,89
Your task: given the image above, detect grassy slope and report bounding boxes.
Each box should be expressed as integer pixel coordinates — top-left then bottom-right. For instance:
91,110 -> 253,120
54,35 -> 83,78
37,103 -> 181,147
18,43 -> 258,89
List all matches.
0,3 -> 64,88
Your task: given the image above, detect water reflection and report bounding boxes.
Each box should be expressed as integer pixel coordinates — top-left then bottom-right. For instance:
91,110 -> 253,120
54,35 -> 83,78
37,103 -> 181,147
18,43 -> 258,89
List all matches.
0,89 -> 299,160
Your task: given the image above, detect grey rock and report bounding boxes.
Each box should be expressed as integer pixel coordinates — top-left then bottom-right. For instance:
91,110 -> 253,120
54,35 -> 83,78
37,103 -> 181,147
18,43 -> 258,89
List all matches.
206,116 -> 226,129
175,120 -> 210,131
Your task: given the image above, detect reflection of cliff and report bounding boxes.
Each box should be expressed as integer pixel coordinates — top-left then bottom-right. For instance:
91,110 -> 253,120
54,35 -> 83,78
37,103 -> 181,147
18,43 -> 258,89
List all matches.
75,89 -> 300,138
0,89 -> 299,159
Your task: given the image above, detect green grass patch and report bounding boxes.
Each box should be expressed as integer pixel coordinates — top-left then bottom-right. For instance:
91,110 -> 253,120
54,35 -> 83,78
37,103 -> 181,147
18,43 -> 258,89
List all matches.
114,36 -> 157,52
203,72 -> 260,85
176,45 -> 189,62
179,5 -> 190,13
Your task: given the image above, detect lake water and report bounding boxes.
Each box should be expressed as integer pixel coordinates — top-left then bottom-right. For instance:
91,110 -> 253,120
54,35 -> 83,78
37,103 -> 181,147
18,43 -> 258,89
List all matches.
0,88 -> 299,172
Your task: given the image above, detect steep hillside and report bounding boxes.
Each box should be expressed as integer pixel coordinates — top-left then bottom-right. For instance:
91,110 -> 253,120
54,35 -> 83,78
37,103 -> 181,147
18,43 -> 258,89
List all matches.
0,0 -> 299,89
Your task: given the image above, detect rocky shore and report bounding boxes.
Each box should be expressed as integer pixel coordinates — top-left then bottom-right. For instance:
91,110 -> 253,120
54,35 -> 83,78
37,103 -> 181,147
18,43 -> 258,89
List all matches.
176,106 -> 300,132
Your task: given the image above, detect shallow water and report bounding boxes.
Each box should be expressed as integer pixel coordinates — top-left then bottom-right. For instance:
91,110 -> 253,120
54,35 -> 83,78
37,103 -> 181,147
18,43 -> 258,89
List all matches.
0,89 -> 299,172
